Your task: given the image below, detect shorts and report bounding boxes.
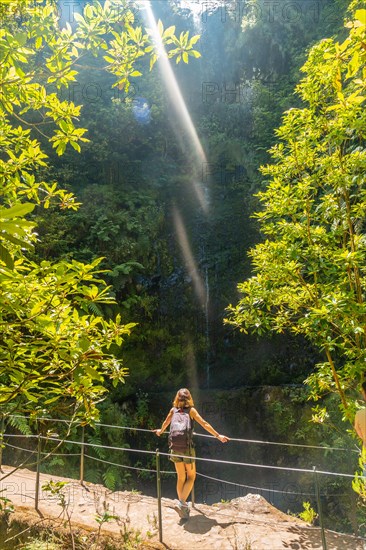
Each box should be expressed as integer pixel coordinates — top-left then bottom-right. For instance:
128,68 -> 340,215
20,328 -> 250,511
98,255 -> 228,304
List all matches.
169,447 -> 196,464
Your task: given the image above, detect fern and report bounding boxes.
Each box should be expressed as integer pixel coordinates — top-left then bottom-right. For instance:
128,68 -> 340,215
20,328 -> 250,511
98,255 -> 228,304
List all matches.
102,467 -> 118,491
85,468 -> 101,485
48,456 -> 65,469
87,432 -> 106,460
7,415 -> 32,435
87,302 -> 103,316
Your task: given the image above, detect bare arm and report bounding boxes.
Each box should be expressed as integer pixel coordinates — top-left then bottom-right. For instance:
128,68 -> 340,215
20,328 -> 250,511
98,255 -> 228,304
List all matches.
154,408 -> 174,436
354,413 -> 366,446
190,408 -> 229,443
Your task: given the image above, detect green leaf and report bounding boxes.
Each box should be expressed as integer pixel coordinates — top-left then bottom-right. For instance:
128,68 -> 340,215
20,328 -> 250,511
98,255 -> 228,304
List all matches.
0,203 -> 35,219
70,141 -> 81,152
73,12 -> 84,23
2,233 -> 33,250
164,25 -> 176,38
83,364 -> 103,381
0,244 -> 14,270
189,35 -> 200,46
85,4 -> 94,19
354,10 -> 366,24
22,390 -> 38,403
79,337 -> 91,352
59,120 -> 69,133
189,50 -> 201,59
103,56 -> 115,64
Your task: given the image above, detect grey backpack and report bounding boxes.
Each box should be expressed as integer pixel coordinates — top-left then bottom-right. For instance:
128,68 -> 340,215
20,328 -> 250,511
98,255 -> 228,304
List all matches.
168,407 -> 194,453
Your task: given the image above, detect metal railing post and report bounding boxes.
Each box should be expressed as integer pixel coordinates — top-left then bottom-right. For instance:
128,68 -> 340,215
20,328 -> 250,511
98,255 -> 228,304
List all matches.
80,426 -> 85,484
0,416 -> 5,472
313,466 -> 327,550
156,449 -> 163,543
35,434 -> 41,512
191,483 -> 195,508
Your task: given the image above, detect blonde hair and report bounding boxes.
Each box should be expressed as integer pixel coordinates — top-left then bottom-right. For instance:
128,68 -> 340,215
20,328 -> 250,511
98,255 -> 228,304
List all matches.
173,388 -> 194,408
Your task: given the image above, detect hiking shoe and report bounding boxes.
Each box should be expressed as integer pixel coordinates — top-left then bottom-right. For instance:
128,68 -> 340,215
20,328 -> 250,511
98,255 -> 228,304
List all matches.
173,500 -> 185,518
181,504 -> 190,520
173,500 -> 190,519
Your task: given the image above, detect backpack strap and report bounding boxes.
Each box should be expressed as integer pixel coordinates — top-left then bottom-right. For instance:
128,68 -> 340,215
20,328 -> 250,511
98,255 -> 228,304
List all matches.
186,406 -> 194,448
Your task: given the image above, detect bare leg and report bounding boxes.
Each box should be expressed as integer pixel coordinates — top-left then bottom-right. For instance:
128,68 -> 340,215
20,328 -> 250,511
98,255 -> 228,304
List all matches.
174,462 -> 187,501
174,461 -> 196,504
181,462 -> 196,503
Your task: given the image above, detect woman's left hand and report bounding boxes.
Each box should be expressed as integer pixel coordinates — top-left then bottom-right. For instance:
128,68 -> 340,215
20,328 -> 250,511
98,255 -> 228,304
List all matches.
217,434 -> 229,443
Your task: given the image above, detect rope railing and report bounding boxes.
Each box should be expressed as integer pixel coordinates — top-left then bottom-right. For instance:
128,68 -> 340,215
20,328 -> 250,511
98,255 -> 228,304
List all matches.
5,414 -> 360,453
195,471 -> 359,499
4,439 -> 79,458
193,431 -> 360,453
3,433 -> 358,478
1,432 -> 363,481
1,434 -> 60,443
4,442 -> 36,454
195,471 -> 316,497
157,449 -> 360,479
84,453 -> 159,474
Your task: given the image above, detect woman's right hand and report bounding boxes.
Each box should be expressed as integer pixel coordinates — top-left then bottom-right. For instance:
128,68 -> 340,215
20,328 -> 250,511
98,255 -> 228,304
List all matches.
153,429 -> 162,437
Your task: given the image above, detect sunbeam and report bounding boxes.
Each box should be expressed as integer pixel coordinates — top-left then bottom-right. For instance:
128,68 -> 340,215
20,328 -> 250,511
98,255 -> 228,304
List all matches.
139,0 -> 209,213
172,205 -> 206,308
186,336 -> 200,391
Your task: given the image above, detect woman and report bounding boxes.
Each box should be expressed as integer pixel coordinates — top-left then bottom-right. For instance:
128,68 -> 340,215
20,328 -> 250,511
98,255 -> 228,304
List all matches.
154,388 -> 229,519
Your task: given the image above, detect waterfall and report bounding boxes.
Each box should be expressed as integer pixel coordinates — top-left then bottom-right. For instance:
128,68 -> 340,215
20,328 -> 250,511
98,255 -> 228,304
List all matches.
178,0 -> 203,33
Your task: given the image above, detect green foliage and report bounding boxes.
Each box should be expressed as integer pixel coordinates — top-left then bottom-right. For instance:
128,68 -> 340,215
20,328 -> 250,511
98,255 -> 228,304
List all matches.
0,1 -> 200,421
94,503 -> 121,548
39,401 -> 135,490
299,501 -> 318,525
95,508 -> 120,526
0,0 -> 200,259
102,467 -> 121,492
6,414 -> 33,436
226,9 -> 366,415
0,254 -> 134,422
0,491 -> 15,516
352,456 -> 366,508
41,480 -> 69,510
83,411 -> 132,489
19,0 -> 352,394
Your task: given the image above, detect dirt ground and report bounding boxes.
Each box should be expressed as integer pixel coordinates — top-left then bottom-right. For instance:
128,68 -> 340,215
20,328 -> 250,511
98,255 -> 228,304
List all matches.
0,465 -> 365,549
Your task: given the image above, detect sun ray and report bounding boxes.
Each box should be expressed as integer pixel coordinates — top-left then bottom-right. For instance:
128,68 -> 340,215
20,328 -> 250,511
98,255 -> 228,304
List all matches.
139,0 -> 209,213
172,205 -> 206,308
